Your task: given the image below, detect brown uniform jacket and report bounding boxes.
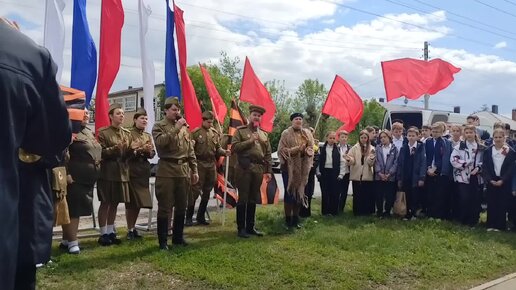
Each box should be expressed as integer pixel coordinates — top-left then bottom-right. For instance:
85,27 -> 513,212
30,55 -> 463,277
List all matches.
98,125 -> 133,182
232,124 -> 273,174
152,118 -> 197,177
128,127 -> 155,178
68,126 -> 101,185
192,126 -> 225,168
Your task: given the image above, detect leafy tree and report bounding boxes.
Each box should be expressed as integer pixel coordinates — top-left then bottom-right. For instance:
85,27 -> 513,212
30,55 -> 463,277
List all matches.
265,79 -> 292,152
348,99 -> 385,144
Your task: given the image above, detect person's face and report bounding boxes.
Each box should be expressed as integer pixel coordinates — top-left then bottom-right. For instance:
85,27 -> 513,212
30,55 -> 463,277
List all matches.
451,127 -> 461,139
380,133 -> 390,145
493,132 -> 505,147
134,115 -> 148,130
359,134 -> 369,145
82,110 -> 90,126
407,132 -> 418,143
467,118 -> 475,125
110,108 -> 125,126
392,128 -> 402,138
250,112 -> 262,125
165,104 -> 180,121
446,124 -> 452,132
291,117 -> 303,129
374,129 -> 380,138
422,128 -> 430,138
432,127 -> 443,138
339,133 -> 348,144
326,133 -> 336,145
464,129 -> 475,142
202,119 -> 214,129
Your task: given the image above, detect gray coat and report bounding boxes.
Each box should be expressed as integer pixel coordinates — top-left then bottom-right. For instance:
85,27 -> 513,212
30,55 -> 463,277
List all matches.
374,144 -> 398,182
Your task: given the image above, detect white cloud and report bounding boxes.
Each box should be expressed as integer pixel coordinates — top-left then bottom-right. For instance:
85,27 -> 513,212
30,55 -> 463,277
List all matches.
2,0 -> 516,116
494,41 -> 507,49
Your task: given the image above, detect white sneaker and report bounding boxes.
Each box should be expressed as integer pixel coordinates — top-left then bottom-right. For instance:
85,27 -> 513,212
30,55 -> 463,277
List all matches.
487,228 -> 495,232
68,241 -> 80,254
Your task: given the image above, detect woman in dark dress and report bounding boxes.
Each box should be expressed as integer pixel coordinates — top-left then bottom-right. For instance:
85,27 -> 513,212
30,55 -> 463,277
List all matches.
60,110 -> 101,254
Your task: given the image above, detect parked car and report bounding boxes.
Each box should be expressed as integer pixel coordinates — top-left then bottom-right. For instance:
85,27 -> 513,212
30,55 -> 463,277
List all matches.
271,151 -> 280,173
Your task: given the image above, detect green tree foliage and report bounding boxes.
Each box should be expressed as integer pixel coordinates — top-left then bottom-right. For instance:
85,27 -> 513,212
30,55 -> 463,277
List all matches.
264,79 -> 292,152
348,99 -> 386,144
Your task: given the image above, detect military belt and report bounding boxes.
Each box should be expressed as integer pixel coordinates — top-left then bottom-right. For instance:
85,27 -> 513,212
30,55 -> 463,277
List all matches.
161,157 -> 188,165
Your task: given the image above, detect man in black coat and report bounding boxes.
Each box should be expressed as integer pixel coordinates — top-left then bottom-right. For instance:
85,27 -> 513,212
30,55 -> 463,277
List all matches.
0,19 -> 71,289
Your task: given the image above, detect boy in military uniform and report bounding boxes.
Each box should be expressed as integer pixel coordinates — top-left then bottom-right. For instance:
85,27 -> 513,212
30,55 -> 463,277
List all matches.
187,111 -> 229,226
152,97 -> 198,250
232,105 -> 273,238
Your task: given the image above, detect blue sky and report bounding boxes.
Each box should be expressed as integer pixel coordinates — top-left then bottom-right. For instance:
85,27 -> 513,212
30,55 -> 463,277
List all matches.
2,0 -> 516,116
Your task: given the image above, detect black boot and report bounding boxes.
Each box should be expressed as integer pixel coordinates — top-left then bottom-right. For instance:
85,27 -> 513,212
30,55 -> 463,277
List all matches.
285,216 -> 293,230
196,200 -> 210,226
172,213 -> 188,246
246,203 -> 264,236
236,203 -> 249,238
185,205 -> 194,227
292,216 -> 302,229
157,217 -> 169,250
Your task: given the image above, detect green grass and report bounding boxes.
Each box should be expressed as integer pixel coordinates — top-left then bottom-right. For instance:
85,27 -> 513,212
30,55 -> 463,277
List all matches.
38,201 -> 516,290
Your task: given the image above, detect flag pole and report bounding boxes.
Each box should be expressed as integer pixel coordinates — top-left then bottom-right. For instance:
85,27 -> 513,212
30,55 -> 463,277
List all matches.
313,113 -> 323,135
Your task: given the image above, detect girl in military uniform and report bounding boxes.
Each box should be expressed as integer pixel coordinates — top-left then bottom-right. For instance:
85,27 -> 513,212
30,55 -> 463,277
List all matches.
97,104 -> 136,246
126,108 -> 155,240
60,110 -> 101,253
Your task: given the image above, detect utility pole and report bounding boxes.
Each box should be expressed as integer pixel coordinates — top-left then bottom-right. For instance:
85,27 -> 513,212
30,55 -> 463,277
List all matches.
423,41 -> 430,110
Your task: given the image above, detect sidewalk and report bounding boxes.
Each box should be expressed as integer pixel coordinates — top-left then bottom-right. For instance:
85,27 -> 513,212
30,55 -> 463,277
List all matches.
470,273 -> 516,290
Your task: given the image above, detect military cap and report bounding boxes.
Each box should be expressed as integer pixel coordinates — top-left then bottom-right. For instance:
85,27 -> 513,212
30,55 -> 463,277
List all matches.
290,112 -> 303,121
164,97 -> 180,108
202,110 -> 214,120
133,107 -> 147,119
108,103 -> 122,114
249,105 -> 266,115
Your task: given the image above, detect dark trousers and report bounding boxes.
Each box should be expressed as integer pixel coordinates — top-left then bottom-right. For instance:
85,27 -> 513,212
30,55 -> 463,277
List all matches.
300,167 -> 316,218
338,173 -> 350,213
375,181 -> 396,215
352,180 -> 375,216
320,168 -> 339,215
403,185 -> 420,218
457,182 -> 481,226
450,182 -> 461,221
426,175 -> 451,219
486,183 -> 511,230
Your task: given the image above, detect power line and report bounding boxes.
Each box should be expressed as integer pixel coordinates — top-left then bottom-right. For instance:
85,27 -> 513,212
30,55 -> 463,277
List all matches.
323,0 -> 516,51
413,0 -> 516,37
383,0 -> 516,41
503,0 -> 516,7
474,0 -> 516,19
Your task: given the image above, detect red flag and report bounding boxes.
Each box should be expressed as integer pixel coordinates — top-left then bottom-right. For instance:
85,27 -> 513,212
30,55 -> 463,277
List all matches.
239,57 -> 276,132
94,0 -> 124,134
381,58 -> 461,102
322,75 -> 364,132
200,64 -> 227,124
174,4 -> 202,130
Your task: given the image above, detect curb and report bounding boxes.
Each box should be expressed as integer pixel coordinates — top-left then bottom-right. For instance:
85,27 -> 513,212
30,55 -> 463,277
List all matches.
470,273 -> 516,290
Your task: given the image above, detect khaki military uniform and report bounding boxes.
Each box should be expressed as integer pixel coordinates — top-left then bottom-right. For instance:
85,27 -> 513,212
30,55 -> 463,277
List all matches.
97,125 -> 133,203
191,126 -> 226,204
127,127 -> 155,209
152,118 -> 197,219
67,126 -> 101,218
232,125 -> 273,203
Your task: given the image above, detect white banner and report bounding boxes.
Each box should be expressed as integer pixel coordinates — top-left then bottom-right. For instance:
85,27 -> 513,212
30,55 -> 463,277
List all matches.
43,0 -> 65,83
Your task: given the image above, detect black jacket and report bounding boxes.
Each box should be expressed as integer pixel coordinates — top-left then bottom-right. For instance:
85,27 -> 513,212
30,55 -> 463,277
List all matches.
482,146 -> 516,185
0,21 -> 71,288
318,143 -> 341,177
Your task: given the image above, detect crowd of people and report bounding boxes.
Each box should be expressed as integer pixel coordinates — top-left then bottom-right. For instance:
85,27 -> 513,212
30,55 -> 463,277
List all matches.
2,16 -> 516,290
301,116 -> 516,232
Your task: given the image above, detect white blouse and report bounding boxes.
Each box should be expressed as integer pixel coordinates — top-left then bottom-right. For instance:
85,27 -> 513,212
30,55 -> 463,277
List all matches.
325,145 -> 334,168
492,146 -> 506,177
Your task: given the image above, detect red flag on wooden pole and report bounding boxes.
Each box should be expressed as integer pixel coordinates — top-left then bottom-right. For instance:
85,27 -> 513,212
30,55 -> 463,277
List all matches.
200,64 -> 227,124
239,57 -> 276,132
322,75 -> 364,132
381,58 -> 461,102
